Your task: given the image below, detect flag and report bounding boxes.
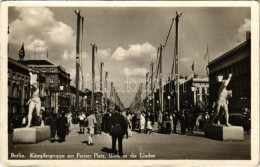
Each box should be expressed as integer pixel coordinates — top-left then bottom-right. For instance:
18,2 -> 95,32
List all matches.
204,45 -> 209,59
191,61 -> 194,71
19,43 -> 25,60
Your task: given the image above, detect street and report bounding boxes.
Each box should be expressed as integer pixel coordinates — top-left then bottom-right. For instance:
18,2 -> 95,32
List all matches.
8,124 -> 250,160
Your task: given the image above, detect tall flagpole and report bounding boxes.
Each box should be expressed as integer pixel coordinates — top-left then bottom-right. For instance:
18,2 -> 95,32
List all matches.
207,44 -> 209,76
151,62 -> 155,114
104,71 -> 108,112
145,72 -> 149,110
100,62 -> 104,113
75,10 -> 81,111
81,17 -> 84,91
111,82 -> 114,111
159,44 -> 164,113
91,44 -> 96,111
175,12 -> 182,112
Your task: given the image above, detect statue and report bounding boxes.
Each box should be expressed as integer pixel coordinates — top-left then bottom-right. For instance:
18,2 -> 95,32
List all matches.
26,70 -> 43,128
211,74 -> 232,127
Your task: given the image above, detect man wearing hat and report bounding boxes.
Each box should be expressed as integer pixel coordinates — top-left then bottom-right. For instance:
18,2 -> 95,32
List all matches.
109,107 -> 128,156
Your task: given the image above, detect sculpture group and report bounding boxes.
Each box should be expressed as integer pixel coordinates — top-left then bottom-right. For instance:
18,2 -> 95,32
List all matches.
211,73 -> 233,127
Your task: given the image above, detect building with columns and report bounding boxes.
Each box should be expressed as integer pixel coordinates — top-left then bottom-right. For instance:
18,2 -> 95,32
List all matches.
179,75 -> 209,109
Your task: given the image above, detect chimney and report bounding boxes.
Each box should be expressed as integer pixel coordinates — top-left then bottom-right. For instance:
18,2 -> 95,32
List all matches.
246,31 -> 251,40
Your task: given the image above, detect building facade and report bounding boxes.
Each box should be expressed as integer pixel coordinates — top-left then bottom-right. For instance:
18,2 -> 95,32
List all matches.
179,76 -> 209,110
208,34 -> 251,113
8,58 -> 31,115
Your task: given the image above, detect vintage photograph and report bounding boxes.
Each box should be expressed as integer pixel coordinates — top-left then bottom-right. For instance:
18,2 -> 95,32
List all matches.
1,2 -> 259,166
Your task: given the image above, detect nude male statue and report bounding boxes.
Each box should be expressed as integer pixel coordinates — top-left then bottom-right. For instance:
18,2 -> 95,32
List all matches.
211,74 -> 232,127
26,70 -> 43,128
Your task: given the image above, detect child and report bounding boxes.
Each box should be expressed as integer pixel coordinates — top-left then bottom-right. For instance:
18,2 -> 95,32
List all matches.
146,118 -> 152,134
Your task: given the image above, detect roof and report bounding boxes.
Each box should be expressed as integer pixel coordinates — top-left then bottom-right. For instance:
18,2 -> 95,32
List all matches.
208,40 -> 250,67
19,60 -> 53,66
8,57 -> 30,71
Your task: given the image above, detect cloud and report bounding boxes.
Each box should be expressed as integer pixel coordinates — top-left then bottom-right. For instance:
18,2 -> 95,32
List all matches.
9,7 -> 75,61
236,18 -> 251,41
123,67 -> 147,76
9,7 -> 78,83
180,57 -> 192,63
97,49 -> 111,61
110,42 -> 157,66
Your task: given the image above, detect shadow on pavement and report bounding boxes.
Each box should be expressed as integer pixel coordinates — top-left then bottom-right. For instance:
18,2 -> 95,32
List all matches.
186,133 -> 205,138
101,147 -> 114,154
81,140 -> 88,144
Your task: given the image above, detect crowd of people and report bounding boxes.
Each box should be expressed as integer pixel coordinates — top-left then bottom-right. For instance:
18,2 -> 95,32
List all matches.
49,111 -> 72,143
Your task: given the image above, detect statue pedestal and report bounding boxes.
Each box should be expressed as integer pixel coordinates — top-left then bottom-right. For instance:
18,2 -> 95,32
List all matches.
13,126 -> 50,144
204,124 -> 244,141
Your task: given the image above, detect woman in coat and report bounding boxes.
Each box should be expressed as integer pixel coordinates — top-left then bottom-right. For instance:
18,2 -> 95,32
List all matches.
140,112 -> 145,133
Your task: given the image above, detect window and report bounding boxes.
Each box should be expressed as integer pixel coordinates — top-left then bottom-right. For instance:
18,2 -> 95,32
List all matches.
50,78 -> 54,83
42,69 -> 46,72
51,69 -> 54,72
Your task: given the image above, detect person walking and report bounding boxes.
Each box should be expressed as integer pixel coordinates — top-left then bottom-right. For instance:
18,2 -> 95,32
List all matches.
180,110 -> 186,135
121,111 -> 128,138
173,110 -> 179,133
78,112 -> 86,134
140,112 -> 145,133
109,108 -> 127,156
136,110 -> 141,131
57,112 -> 68,142
146,117 -> 152,134
95,111 -> 102,134
49,113 -> 58,143
66,112 -> 72,135
195,113 -> 202,131
127,112 -> 133,137
85,110 -> 97,145
158,110 -> 163,133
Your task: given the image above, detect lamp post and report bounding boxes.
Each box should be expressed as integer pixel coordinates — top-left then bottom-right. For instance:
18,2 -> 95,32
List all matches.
191,86 -> 197,106
59,85 -> 64,109
167,95 -> 171,111
84,95 -> 87,111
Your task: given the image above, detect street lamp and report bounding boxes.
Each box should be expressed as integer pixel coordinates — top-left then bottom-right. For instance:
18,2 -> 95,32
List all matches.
191,86 -> 196,92
59,85 -> 64,110
216,74 -> 223,82
84,95 -> 87,110
167,95 -> 171,111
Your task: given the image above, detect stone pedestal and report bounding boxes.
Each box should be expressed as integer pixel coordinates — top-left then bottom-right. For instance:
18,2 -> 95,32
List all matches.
204,124 -> 244,141
13,126 -> 51,144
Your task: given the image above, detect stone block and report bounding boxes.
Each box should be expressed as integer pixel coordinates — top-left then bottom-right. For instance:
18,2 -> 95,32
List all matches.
204,124 -> 244,141
13,126 -> 51,144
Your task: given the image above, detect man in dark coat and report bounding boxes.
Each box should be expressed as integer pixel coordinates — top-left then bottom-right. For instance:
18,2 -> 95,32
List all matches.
49,113 -> 58,143
180,110 -> 186,134
173,110 -> 179,133
57,112 -> 68,142
108,108 -> 128,156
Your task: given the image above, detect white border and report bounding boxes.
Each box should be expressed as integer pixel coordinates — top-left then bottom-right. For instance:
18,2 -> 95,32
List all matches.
0,1 -> 259,167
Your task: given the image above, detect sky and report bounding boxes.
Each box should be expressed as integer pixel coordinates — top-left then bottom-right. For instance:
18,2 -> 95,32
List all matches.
8,7 -> 251,107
